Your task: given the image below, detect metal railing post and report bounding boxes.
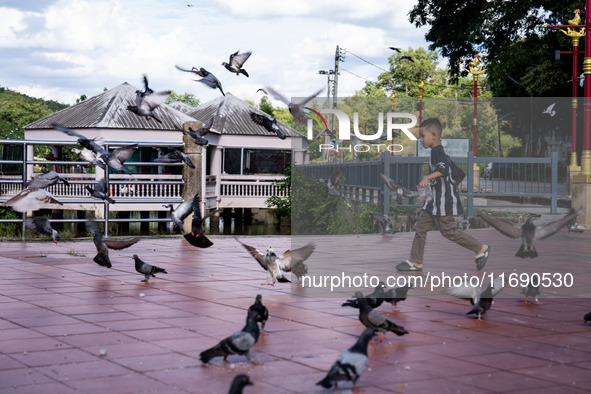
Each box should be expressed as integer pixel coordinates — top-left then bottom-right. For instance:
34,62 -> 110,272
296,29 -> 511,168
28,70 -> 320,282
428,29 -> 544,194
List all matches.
382,151 -> 391,215
467,152 -> 474,217
104,143 -> 110,237
551,151 -> 558,214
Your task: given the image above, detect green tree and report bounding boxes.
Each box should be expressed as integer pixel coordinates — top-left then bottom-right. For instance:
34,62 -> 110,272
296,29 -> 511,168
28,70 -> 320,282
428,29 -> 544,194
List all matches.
165,91 -> 200,107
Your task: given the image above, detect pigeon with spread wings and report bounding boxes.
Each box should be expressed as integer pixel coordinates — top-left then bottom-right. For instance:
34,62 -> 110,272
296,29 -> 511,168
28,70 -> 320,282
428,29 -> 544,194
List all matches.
235,238 -> 315,285
25,217 -> 63,243
105,144 -> 137,174
162,194 -> 195,233
183,194 -> 220,248
85,178 -> 115,204
26,170 -> 69,189
177,66 -> 225,96
3,188 -> 63,212
153,148 -> 195,169
86,219 -> 139,268
249,112 -> 286,140
479,209 -> 581,258
53,124 -> 110,160
222,50 -> 251,77
185,117 -> 213,147
444,276 -> 504,320
264,86 -> 322,125
71,147 -> 106,169
127,75 -> 171,123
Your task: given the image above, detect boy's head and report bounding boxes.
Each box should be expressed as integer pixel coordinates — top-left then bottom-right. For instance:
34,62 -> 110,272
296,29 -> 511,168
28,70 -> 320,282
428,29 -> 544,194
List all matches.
418,117 -> 442,149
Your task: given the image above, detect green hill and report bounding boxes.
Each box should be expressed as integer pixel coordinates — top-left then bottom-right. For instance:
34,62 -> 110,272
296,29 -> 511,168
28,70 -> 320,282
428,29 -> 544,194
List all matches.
0,86 -> 68,140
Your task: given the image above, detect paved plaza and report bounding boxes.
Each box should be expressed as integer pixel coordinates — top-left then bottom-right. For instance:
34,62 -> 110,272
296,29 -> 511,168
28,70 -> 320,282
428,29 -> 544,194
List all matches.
1,227 -> 590,393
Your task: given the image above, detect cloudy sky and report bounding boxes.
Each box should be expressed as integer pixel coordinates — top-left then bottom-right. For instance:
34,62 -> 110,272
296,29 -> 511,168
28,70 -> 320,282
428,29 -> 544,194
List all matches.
0,0 -> 434,107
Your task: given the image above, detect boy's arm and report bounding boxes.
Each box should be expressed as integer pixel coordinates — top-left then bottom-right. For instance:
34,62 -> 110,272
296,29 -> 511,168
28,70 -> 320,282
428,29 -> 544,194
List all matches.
418,170 -> 445,188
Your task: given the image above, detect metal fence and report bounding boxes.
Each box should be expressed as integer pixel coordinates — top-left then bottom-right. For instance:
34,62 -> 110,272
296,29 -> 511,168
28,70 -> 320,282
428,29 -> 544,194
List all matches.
297,151 -> 560,216
1,139 -> 186,238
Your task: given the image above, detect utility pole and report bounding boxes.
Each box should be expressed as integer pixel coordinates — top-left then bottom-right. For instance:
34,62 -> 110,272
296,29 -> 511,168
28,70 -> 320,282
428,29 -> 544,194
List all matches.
333,45 -> 341,161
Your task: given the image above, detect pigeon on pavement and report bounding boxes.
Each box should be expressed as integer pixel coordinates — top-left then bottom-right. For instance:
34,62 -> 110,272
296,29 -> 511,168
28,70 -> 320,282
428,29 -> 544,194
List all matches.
356,291 -> 408,342
235,238 -> 315,285
132,254 -> 167,282
86,219 -> 139,268
153,148 -> 195,168
479,209 -> 582,258
382,284 -> 412,312
25,217 -> 63,243
585,312 -> 591,324
444,276 -> 504,320
85,178 -> 115,204
342,282 -> 386,309
127,75 -> 171,123
521,283 -> 541,304
183,194 -> 220,248
229,374 -> 253,394
248,294 -> 269,335
316,327 -> 376,392
199,309 -> 261,365
222,50 -> 252,77
371,213 -> 395,235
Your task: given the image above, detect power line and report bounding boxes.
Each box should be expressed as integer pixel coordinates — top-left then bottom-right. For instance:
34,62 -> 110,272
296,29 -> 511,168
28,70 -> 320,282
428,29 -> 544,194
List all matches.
341,68 -> 372,81
343,50 -> 389,73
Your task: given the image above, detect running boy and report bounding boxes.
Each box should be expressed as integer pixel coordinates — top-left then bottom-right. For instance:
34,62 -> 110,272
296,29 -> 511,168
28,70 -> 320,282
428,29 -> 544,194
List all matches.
396,118 -> 490,271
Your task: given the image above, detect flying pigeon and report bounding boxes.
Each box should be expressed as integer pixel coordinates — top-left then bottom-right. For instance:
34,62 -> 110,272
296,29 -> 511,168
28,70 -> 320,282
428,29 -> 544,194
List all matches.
316,327 -> 376,392
229,374 -> 253,394
3,188 -> 63,212
127,75 -> 171,123
542,103 -> 556,117
85,178 -> 115,204
479,209 -> 581,258
153,148 -> 195,169
382,284 -> 412,312
132,254 -> 167,282
26,170 -> 69,189
248,294 -> 269,335
444,276 -> 504,320
264,86 -> 323,125
371,213 -> 395,235
199,309 -> 261,365
183,194 -> 220,248
256,88 -> 268,95
320,168 -> 345,197
185,117 -> 213,146
388,47 -> 401,53
584,312 -> 591,324
400,55 -> 414,62
249,112 -> 286,140
355,291 -> 408,342
53,124 -> 110,159
342,282 -> 386,309
379,173 -> 419,204
179,66 -> 226,96
105,144 -> 138,174
222,50 -> 252,77
71,147 -> 106,169
86,219 -> 139,268
521,283 -> 540,304
235,238 -> 315,285
25,217 -> 63,243
162,195 -> 195,233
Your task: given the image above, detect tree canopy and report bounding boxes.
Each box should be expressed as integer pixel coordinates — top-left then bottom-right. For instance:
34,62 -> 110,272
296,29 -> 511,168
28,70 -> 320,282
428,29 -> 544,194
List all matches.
408,0 -> 581,97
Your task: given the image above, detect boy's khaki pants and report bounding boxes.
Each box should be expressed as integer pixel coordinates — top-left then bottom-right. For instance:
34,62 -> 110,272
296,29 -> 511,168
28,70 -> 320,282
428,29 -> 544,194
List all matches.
410,210 -> 482,265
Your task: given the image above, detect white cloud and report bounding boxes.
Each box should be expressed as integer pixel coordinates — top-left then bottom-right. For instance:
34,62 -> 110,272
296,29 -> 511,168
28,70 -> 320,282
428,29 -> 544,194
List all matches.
0,0 -> 434,106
